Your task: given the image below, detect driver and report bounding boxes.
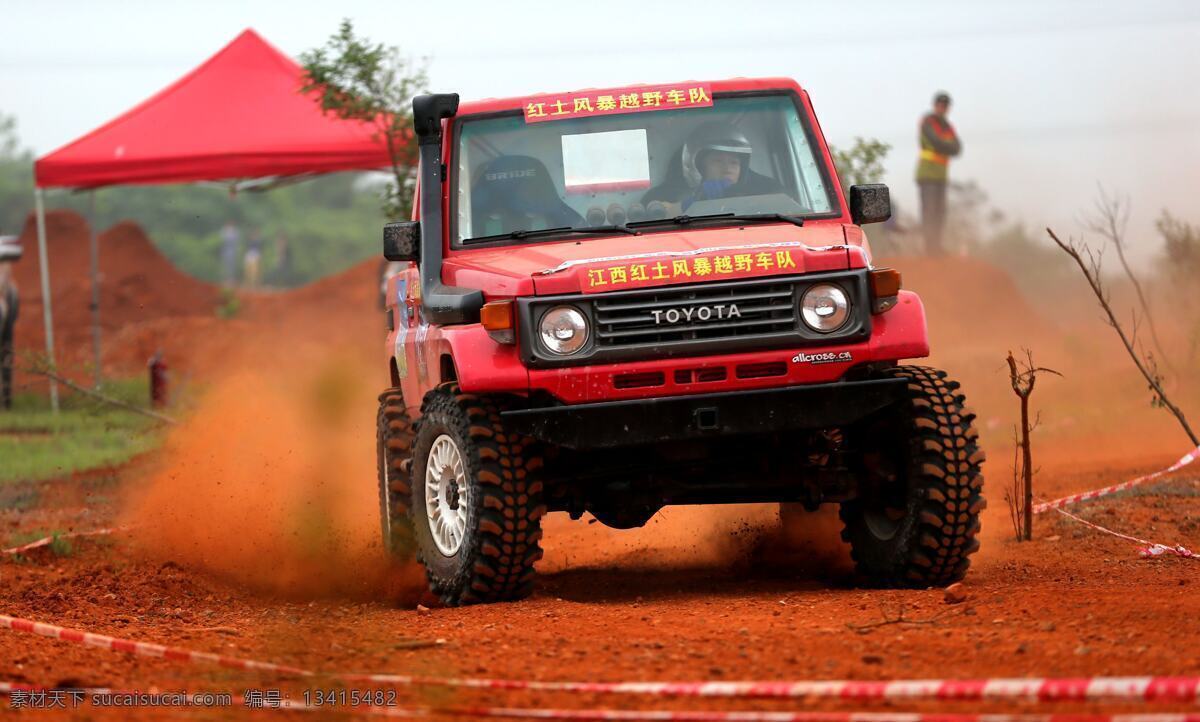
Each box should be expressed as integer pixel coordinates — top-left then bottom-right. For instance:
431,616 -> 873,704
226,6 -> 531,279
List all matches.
642,121 -> 784,215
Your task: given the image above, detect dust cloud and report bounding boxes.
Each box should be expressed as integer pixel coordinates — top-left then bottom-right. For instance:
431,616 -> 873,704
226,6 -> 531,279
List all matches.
120,344 -> 425,603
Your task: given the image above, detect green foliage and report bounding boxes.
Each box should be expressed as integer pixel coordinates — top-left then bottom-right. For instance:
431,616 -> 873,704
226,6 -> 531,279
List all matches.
0,113 -> 27,160
48,532 -> 74,557
301,19 -> 428,220
0,377 -> 163,484
0,111 -> 33,235
1157,210 -> 1200,277
830,137 -> 891,188
1156,210 -> 1200,363
216,288 -> 241,319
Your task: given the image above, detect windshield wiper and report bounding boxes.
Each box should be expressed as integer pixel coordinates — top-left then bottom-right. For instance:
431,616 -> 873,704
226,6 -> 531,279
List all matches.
730,212 -> 806,228
628,212 -> 806,229
464,224 -> 639,244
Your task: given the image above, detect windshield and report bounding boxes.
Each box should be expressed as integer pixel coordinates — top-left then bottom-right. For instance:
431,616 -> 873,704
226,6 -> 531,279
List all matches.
454,93 -> 835,245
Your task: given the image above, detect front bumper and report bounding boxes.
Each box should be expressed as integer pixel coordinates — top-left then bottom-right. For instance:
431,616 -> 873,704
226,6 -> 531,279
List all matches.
501,377 -> 908,450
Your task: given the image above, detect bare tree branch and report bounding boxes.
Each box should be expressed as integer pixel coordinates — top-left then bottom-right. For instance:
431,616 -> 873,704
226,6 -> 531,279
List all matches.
1046,228 -> 1198,446
1087,187 -> 1173,374
21,365 -> 176,425
1006,349 -> 1058,541
1005,425 -> 1023,541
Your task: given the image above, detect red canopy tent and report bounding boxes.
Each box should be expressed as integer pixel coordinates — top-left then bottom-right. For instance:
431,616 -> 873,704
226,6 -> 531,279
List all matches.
30,29 -> 392,408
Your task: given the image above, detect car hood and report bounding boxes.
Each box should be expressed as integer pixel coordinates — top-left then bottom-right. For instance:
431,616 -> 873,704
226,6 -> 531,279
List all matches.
442,223 -> 869,297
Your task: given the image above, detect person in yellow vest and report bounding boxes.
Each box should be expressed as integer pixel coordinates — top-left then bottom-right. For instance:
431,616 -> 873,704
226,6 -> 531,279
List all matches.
915,91 -> 961,255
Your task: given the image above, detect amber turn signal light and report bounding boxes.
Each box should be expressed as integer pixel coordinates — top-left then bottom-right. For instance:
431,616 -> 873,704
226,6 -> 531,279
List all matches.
481,300 -> 515,344
869,268 -> 902,313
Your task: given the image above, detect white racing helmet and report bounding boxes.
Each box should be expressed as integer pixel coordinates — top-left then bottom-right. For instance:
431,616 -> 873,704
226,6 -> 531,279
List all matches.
681,122 -> 753,188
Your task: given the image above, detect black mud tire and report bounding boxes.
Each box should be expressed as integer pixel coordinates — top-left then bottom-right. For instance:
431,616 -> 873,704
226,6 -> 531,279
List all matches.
840,366 -> 986,587
410,384 -> 546,606
377,388 -> 416,559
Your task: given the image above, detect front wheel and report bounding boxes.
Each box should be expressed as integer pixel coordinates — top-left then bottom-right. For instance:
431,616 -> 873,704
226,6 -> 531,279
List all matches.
410,384 -> 545,606
840,366 -> 986,586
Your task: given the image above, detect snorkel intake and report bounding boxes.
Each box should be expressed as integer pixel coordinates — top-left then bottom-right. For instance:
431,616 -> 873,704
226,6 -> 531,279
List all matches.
412,93 -> 484,324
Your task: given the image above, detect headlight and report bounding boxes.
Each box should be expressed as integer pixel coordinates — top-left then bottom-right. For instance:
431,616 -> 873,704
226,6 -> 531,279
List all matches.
800,283 -> 850,333
539,305 -> 589,355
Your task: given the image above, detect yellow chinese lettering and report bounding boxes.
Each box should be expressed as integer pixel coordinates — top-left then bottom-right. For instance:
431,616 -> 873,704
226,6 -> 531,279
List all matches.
630,264 -> 649,281
573,97 -> 595,113
693,257 -> 713,276
642,91 -> 663,107
619,93 -> 640,109
526,102 -> 546,118
733,254 -> 753,272
755,252 -> 774,270
666,88 -> 686,105
652,261 -> 669,279
596,95 -> 617,111
550,99 -> 570,115
776,251 -> 797,269
672,259 -> 691,277
714,256 -> 734,274
609,266 -> 628,284
587,268 -> 608,287
688,87 -> 711,104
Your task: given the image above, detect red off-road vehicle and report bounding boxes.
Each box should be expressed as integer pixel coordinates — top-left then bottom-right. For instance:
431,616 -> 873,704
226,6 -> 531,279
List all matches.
378,78 -> 984,606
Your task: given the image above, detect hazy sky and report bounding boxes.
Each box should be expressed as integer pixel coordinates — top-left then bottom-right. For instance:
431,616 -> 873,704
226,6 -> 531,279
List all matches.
2,0 -> 1197,259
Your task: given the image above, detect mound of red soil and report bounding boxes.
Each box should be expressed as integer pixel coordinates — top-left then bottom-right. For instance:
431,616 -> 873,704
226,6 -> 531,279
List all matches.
241,256 -> 379,325
10,210 -> 221,379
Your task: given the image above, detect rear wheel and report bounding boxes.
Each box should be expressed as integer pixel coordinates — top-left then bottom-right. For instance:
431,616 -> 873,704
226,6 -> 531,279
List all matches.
410,384 -> 546,606
377,388 -> 416,558
840,366 -> 985,586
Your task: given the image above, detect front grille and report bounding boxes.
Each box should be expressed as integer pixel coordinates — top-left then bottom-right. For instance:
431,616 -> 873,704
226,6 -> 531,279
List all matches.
592,281 -> 796,348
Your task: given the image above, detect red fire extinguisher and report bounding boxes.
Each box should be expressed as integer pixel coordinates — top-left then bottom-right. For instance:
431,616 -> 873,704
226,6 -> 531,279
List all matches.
148,351 -> 168,409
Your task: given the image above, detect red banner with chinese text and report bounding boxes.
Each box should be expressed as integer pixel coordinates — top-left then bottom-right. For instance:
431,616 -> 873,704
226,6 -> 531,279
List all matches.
524,84 -> 713,124
580,247 -> 800,294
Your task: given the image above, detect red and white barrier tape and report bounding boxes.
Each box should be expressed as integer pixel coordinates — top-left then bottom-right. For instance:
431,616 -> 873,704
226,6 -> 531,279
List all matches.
447,713 -> 1200,722
0,614 -> 310,677
2,613 -> 1200,703
5,683 -> 1200,721
1033,446 -> 1200,514
2,526 -> 125,556
4,681 -> 1200,722
1050,507 -> 1198,560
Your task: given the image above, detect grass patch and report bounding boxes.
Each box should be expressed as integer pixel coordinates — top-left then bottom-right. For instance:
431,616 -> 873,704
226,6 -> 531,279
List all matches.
0,378 -> 167,485
4,528 -> 76,557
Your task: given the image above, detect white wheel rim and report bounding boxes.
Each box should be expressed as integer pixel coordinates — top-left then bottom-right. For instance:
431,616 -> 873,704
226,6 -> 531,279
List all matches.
425,434 -> 470,556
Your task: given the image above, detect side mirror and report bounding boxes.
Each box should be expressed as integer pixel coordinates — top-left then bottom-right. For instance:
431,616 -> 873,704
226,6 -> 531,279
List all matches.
849,184 -> 891,225
383,221 -> 419,262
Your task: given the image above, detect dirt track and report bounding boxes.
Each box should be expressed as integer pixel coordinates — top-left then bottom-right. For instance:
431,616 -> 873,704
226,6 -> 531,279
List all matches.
2,217 -> 1199,719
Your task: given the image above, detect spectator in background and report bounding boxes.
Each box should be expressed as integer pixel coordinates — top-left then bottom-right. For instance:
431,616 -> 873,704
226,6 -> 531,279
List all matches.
0,236 -> 22,410
271,231 -> 292,286
220,220 -> 241,287
915,91 -> 962,256
243,231 -> 264,289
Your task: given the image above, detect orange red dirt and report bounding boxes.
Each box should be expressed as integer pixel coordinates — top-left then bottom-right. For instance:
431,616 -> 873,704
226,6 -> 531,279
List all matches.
2,215 -> 1198,720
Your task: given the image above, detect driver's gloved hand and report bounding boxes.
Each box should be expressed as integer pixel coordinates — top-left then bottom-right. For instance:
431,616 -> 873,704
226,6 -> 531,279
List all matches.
699,179 -> 733,200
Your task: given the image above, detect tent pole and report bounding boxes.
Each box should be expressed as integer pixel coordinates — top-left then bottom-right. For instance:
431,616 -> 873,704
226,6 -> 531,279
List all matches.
88,190 -> 101,388
34,188 -> 59,413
